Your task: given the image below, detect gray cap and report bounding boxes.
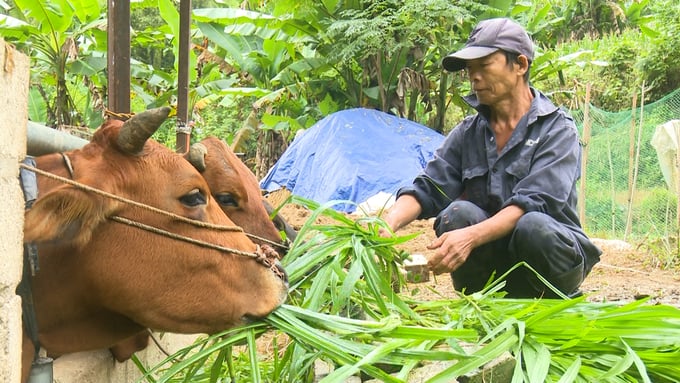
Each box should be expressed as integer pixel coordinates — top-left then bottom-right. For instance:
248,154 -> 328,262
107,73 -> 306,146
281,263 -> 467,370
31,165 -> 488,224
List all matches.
442,18 -> 534,72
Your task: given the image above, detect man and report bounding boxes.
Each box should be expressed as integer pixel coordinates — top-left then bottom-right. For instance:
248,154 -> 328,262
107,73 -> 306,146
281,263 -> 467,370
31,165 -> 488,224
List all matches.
382,18 -> 601,298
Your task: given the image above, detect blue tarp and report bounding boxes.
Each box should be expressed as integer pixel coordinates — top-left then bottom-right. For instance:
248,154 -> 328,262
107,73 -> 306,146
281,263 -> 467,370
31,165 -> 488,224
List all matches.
260,108 -> 445,213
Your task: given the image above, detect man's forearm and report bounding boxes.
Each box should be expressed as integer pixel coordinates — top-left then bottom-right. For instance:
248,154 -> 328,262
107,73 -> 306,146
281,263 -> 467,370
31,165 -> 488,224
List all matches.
384,194 -> 422,232
467,204 -> 524,247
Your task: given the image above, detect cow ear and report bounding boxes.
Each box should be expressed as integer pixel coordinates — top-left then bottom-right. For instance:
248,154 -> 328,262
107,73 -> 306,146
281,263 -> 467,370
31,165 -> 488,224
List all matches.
24,186 -> 111,248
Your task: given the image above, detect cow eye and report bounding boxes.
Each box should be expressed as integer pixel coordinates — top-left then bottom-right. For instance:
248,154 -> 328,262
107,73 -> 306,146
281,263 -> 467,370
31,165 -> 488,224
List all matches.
215,193 -> 238,207
180,189 -> 207,207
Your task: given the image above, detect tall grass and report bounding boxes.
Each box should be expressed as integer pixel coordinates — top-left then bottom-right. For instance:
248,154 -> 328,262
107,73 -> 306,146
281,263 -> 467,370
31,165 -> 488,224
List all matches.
134,196 -> 680,383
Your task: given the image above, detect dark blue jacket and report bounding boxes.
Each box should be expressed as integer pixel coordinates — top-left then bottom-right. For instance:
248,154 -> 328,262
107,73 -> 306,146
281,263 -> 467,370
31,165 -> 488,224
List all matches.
398,88 -> 601,269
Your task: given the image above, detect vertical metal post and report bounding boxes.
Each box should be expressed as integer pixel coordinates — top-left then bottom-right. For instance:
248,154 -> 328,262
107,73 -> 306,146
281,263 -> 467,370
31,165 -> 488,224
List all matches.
107,0 -> 131,114
175,0 -> 192,154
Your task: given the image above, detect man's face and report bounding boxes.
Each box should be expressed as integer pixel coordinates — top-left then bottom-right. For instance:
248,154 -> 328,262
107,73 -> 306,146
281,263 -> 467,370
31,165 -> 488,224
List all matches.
464,51 -> 523,106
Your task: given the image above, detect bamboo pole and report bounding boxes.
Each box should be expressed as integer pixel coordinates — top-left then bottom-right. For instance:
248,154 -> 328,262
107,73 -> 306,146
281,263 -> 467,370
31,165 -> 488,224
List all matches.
675,122 -> 680,238
624,92 -> 637,239
579,83 -> 592,229
625,81 -> 646,241
607,139 -> 615,237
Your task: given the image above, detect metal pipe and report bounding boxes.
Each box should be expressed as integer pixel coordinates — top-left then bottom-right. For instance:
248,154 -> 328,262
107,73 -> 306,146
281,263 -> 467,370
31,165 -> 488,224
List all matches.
26,121 -> 88,156
107,0 -> 131,114
175,0 -> 192,154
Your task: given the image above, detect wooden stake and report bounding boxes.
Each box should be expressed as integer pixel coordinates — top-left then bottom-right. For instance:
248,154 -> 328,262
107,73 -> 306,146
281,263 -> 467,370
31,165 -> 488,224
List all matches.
579,83 -> 592,229
626,81 -> 646,241
624,92 -> 637,239
675,122 -> 680,237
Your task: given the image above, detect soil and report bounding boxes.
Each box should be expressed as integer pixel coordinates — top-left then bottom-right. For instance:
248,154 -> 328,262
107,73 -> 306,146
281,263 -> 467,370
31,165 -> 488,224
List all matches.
275,202 -> 680,307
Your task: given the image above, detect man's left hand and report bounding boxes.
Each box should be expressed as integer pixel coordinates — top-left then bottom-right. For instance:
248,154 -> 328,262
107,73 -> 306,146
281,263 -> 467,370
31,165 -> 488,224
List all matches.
426,227 -> 475,274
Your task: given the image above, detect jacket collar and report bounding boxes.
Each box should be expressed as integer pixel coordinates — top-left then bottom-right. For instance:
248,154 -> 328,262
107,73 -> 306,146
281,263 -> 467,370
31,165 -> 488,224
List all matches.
462,87 -> 559,125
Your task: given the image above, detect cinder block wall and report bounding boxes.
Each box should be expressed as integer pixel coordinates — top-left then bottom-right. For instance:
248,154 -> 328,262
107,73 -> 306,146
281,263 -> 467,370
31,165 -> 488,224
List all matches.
0,38 -> 30,383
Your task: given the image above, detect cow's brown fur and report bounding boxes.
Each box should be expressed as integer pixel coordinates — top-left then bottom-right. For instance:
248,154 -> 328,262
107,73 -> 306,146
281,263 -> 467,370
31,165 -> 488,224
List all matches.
20,116 -> 288,382
199,137 -> 285,248
110,136 -> 298,362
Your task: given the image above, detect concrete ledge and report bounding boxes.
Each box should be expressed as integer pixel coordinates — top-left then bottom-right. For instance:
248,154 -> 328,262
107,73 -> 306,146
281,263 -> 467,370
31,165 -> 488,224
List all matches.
53,333 -> 201,383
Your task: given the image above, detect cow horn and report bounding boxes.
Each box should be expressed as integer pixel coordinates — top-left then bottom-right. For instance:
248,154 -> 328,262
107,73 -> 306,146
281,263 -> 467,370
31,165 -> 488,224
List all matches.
185,142 -> 208,172
116,107 -> 171,154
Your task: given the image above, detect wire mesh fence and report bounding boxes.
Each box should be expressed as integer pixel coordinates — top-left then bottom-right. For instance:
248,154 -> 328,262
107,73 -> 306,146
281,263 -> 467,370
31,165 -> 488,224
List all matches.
571,86 -> 680,250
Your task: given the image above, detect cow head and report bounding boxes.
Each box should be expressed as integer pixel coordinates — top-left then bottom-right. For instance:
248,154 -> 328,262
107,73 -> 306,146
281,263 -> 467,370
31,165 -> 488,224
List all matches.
185,136 -> 296,253
21,108 -> 288,381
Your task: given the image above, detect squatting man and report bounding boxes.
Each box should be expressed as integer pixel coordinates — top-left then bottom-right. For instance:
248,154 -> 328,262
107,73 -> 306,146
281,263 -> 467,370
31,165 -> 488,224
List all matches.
381,18 -> 601,298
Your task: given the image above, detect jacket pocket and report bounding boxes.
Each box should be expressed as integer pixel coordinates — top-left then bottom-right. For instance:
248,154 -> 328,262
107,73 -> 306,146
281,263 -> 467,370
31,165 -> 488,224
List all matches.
461,165 -> 488,207
505,156 -> 531,180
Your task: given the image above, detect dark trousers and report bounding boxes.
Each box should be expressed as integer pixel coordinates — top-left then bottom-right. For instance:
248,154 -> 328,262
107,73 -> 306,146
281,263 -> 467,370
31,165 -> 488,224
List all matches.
433,201 -> 586,298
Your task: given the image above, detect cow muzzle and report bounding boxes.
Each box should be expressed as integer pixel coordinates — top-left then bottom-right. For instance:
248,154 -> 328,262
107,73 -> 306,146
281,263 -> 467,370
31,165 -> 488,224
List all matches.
258,244 -> 289,286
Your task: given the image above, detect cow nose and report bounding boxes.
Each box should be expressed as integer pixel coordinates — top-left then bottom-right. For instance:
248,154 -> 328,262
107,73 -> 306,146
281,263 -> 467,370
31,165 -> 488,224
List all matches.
258,244 -> 288,285
273,260 -> 289,286
261,243 -> 281,260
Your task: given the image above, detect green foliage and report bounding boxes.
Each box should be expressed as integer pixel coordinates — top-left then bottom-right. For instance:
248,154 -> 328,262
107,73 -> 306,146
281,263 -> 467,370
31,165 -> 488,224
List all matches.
130,7 -> 175,73
532,0 -> 680,112
580,187 -> 626,238
638,0 -> 680,101
643,236 -> 680,271
637,188 -> 677,236
320,0 -> 481,129
7,0 -> 678,148
0,0 -> 107,127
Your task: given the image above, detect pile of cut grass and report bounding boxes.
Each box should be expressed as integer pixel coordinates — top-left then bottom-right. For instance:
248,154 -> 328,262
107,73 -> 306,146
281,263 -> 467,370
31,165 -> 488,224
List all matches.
135,197 -> 680,383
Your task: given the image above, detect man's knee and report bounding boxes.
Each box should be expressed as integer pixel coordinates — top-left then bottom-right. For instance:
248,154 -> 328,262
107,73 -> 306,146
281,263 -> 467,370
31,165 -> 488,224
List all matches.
433,201 -> 487,236
510,212 -> 585,296
512,212 -> 561,252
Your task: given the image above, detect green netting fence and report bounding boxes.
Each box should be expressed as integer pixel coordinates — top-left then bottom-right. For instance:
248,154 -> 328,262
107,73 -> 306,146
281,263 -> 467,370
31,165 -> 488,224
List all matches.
570,86 -> 680,247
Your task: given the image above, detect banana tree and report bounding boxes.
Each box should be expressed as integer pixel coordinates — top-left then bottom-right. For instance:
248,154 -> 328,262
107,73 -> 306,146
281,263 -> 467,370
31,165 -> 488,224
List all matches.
189,5 -> 332,173
0,0 -> 106,127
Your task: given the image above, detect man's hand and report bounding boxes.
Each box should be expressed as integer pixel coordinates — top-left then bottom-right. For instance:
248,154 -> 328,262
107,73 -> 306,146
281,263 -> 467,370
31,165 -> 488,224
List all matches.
378,226 -> 393,238
426,227 -> 476,274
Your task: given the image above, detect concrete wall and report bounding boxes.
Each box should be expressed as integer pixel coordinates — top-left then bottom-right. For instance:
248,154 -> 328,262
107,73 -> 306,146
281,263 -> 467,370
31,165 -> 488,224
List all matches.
53,333 -> 200,383
0,38 -> 30,383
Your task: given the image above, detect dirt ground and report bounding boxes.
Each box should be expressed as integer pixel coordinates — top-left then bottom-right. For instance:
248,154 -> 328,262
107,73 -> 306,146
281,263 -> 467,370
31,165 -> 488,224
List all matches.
276,203 -> 680,307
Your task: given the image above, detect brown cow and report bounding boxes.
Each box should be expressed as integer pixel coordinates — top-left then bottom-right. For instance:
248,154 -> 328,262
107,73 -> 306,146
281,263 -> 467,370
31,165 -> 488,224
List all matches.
109,136 -> 300,362
20,108 -> 288,382
190,136 -> 298,246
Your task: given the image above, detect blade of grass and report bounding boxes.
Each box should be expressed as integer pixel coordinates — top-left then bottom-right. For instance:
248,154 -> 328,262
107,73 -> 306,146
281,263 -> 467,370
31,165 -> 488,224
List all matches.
522,338 -> 551,383
247,328 -> 261,383
208,345 -> 229,383
554,356 -> 581,383
426,330 -> 519,383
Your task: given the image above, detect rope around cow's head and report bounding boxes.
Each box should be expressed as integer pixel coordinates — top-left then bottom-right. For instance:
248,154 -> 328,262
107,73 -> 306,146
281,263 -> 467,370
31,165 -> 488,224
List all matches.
91,108 -> 291,254
19,162 -> 286,277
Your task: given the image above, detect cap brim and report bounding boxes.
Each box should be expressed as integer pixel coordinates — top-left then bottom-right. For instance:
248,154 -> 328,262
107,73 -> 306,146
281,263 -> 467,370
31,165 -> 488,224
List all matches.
442,46 -> 500,72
